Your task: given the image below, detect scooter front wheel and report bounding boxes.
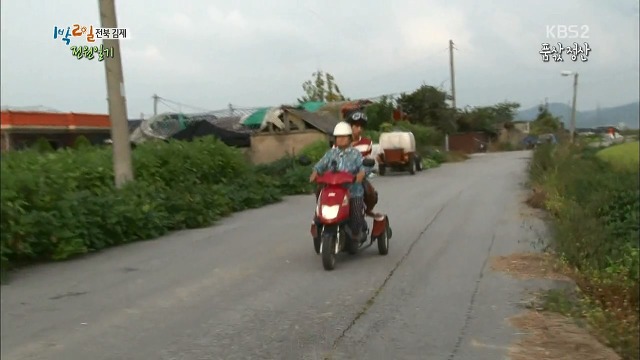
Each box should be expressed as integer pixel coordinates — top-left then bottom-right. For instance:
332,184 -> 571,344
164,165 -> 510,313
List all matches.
321,233 -> 337,270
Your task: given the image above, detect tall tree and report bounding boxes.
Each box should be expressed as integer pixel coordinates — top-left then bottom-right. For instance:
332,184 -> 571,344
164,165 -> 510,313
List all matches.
298,70 -> 346,103
364,95 -> 395,131
456,101 -> 521,133
492,101 -> 521,123
397,85 -> 456,133
530,104 -> 563,134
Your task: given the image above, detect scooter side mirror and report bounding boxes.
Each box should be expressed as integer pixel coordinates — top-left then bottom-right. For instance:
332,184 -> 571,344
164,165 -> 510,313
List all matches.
362,158 -> 376,167
298,155 -> 312,166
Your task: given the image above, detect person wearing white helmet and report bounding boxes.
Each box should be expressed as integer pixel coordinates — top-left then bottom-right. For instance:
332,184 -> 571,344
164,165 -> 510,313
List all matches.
309,121 -> 367,241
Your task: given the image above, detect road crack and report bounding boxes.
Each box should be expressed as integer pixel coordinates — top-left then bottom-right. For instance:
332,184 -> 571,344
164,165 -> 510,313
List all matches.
326,197 -> 455,358
447,232 -> 497,360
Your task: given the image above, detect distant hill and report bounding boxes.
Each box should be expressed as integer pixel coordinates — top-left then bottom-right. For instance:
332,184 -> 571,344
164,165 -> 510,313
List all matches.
516,101 -> 640,129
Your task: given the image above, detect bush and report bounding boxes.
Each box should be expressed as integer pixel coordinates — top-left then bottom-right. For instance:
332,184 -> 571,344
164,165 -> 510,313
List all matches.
0,136 -> 287,274
364,130 -> 380,143
364,98 -> 395,131
424,148 -> 446,164
72,135 -> 92,149
491,141 -> 517,152
31,137 -> 55,153
422,158 -> 440,169
392,121 -> 444,152
255,156 -> 315,196
253,140 -> 328,196
299,139 -> 329,163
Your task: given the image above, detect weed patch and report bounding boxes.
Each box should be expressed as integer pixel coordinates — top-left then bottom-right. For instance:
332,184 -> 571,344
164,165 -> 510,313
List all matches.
525,141 -> 639,359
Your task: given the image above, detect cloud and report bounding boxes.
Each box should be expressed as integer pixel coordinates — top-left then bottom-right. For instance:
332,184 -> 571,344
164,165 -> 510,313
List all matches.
207,7 -> 248,31
161,13 -> 196,33
395,4 -> 470,58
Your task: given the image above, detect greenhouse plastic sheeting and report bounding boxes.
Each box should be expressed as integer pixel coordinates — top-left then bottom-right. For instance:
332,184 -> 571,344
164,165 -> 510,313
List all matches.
298,101 -> 326,112
242,108 -> 269,128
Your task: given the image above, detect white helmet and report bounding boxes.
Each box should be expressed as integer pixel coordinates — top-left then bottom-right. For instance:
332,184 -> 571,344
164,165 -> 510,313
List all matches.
333,121 -> 353,136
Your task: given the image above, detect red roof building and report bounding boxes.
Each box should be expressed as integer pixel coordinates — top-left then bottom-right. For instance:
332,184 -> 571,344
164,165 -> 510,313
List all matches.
1,111 -> 112,151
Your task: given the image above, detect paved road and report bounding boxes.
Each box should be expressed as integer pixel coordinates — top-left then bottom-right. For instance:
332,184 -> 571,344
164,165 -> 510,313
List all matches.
1,151 -> 541,360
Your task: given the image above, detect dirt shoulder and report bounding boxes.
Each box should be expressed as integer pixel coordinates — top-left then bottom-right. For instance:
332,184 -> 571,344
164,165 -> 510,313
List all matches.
489,191 -> 623,360
491,251 -> 622,360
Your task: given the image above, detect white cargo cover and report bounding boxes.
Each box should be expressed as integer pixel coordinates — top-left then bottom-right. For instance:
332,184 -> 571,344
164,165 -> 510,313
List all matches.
378,131 -> 416,153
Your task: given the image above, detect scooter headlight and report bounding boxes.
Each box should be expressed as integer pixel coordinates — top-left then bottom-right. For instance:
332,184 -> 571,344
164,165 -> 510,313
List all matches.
321,205 -> 340,220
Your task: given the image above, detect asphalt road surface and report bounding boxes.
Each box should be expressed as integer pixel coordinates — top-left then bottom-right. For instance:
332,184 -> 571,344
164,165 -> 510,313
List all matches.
1,151 -> 542,360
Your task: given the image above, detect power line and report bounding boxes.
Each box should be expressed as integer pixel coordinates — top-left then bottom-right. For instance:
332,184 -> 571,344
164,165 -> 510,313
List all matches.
157,96 -> 212,113
148,42 -> 455,116
158,99 -> 181,113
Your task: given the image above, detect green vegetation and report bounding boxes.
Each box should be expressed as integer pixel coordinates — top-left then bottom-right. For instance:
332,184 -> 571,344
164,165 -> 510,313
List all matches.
596,141 -> 639,172
72,135 -> 92,149
1,137 -> 284,276
299,74 -> 527,150
529,142 -> 639,359
529,105 -> 564,135
31,137 -> 55,153
620,128 -> 640,138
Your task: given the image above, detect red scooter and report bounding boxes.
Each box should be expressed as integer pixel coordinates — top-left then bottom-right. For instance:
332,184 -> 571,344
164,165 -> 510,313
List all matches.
306,158 -> 392,271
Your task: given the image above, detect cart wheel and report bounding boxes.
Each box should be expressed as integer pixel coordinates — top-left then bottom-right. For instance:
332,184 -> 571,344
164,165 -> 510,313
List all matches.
408,154 -> 416,175
416,156 -> 423,171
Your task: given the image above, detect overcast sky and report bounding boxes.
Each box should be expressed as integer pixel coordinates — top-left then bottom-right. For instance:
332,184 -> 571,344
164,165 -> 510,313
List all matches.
1,0 -> 638,118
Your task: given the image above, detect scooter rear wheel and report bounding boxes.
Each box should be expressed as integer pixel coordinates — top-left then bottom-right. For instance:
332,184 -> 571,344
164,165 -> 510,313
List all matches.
377,218 -> 390,255
377,232 -> 389,255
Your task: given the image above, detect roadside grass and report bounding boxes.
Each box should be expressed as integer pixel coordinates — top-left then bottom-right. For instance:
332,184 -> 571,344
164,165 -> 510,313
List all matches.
542,281 -> 638,360
444,150 -> 469,162
526,142 -> 639,360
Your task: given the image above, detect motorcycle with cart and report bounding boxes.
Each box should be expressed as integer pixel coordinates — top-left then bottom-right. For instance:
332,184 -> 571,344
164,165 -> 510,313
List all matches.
301,157 -> 392,270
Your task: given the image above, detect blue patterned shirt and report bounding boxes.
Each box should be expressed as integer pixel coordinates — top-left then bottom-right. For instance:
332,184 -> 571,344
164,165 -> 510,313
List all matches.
313,146 -> 365,198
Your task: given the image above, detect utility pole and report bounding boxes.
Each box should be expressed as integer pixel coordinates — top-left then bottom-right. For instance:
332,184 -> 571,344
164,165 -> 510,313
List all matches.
570,73 -> 578,143
153,94 -> 159,116
446,39 -> 457,151
449,39 -> 457,109
99,0 -> 134,187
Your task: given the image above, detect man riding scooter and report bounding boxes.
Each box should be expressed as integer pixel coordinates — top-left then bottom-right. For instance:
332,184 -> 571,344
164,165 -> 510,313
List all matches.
309,122 -> 368,242
344,110 -> 378,214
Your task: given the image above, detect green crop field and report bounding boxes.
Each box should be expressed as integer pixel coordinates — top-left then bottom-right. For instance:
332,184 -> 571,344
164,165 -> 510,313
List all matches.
596,141 -> 639,172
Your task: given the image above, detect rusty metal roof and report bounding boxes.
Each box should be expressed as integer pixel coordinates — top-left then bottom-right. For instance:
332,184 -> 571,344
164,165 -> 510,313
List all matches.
284,108 -> 340,134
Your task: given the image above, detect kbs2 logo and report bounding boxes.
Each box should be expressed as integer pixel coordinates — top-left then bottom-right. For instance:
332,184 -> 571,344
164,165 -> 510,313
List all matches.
546,25 -> 589,39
